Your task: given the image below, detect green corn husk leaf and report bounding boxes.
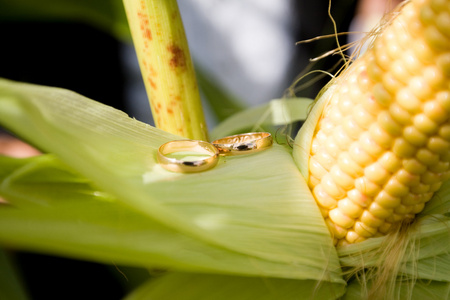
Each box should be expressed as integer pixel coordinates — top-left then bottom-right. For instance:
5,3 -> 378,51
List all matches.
0,78 -> 346,298
0,0 -> 129,41
211,98 -> 314,140
0,248 -> 29,300
2,154 -> 324,275
343,279 -> 450,300
125,272 -> 343,300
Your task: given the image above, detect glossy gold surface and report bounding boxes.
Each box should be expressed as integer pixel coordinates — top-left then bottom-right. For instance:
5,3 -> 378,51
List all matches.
212,132 -> 273,155
157,140 -> 219,173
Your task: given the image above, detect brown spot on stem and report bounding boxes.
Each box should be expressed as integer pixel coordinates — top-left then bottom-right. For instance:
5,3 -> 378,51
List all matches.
137,10 -> 152,41
167,108 -> 174,114
144,28 -> 152,40
149,65 -> 157,76
149,78 -> 157,89
167,44 -> 186,69
171,94 -> 182,102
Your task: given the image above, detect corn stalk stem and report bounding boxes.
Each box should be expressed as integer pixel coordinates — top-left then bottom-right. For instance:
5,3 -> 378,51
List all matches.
122,0 -> 208,140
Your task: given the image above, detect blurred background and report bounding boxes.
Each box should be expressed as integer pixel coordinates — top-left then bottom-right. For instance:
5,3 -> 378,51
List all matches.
0,0 -> 401,298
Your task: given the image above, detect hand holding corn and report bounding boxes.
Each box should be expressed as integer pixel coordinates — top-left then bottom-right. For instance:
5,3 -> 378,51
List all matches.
295,0 -> 450,246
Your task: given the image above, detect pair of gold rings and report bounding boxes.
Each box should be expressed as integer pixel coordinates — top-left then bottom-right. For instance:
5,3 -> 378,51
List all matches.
157,132 -> 273,173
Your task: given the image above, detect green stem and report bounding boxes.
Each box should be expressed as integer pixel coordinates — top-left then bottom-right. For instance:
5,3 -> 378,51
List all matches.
122,0 -> 208,140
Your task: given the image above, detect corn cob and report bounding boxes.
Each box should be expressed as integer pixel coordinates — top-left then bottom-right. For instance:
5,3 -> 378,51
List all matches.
299,0 -> 450,246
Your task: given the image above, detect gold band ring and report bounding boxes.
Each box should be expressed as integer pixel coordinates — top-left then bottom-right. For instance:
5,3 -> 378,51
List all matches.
212,132 -> 273,155
157,140 -> 219,173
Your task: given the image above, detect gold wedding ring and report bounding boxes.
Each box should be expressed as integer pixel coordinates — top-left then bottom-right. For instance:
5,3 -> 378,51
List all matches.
212,132 -> 273,155
157,140 -> 219,173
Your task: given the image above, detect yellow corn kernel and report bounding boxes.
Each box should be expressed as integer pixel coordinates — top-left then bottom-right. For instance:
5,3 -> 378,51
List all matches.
324,138 -> 340,158
318,206 -> 329,218
394,169 -> 421,187
349,143 -> 375,166
438,53 -> 450,76
403,158 -> 428,174
373,83 -> 393,106
369,201 -> 394,219
329,208 -> 355,228
378,111 -> 403,136
394,204 -> 413,215
354,221 -> 378,238
325,218 -> 348,240
416,148 -> 440,165
309,157 -> 327,181
437,11 -> 450,39
362,94 -> 384,114
374,190 -> 402,209
414,114 -> 439,135
355,177 -> 381,197
338,198 -> 364,218
424,66 -> 446,89
402,194 -> 422,205
421,170 -> 441,184
430,181 -> 443,192
425,25 -> 450,50
378,152 -> 402,173
390,103 -> 413,125
403,50 -> 424,75
383,73 -> 403,95
339,97 -> 354,114
360,132 -> 385,157
393,138 -> 417,157
360,210 -> 384,227
330,166 -> 354,190
410,183 -> 431,194
364,163 -> 391,185
338,153 -> 364,178
424,101 -> 448,123
378,222 -> 393,234
321,173 -> 346,199
427,136 -> 450,154
436,91 -> 450,113
368,55 -> 383,82
391,61 -> 411,85
333,127 -> 354,150
369,123 -> 394,149
375,42 -> 391,71
409,76 -> 432,100
313,149 -> 334,171
386,213 -> 404,223
313,184 -> 337,209
396,88 -> 422,113
345,230 -> 361,244
403,125 -> 428,146
308,175 -> 320,189
348,189 -> 372,208
384,178 -> 410,197
353,104 -> 376,129
343,117 -> 364,139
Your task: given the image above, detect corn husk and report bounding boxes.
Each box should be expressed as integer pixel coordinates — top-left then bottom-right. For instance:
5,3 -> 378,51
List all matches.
0,78 -> 345,299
